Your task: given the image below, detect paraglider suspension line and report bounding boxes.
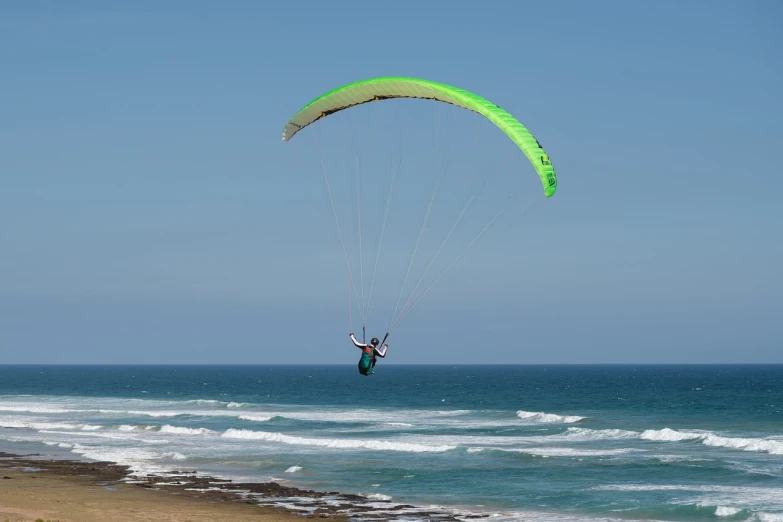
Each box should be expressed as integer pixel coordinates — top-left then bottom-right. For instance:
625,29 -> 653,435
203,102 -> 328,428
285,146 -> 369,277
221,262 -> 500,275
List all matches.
364,154 -> 401,327
319,155 -> 363,321
389,177 -> 441,333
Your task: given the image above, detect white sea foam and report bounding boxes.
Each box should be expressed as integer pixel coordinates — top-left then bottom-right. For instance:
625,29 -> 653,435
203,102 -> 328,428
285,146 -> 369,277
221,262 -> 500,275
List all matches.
67,443 -> 188,474
652,455 -> 713,464
159,425 -> 213,436
0,405 -> 79,414
516,410 -> 584,423
715,506 -> 741,516
757,513 -> 783,522
640,428 -> 783,455
37,429 -> 169,445
285,466 -> 302,473
366,493 -> 393,501
220,429 -> 455,453
2,398 -> 588,432
0,399 -> 479,428
564,427 -> 638,440
515,447 -> 637,457
125,409 -> 200,418
264,408 -> 470,424
640,428 -> 705,442
462,444 -> 637,457
185,399 -> 223,406
238,414 -> 274,422
0,403 -> 244,420
434,410 -> 471,416
117,424 -> 162,433
0,419 -> 102,431
702,434 -> 783,455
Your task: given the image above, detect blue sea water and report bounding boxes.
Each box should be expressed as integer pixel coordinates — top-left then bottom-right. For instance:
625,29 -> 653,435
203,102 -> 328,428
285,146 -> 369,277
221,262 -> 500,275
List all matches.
1,365 -> 781,521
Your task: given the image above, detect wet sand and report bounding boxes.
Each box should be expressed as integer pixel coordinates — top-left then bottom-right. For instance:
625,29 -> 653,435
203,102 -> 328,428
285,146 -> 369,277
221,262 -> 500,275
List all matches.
0,452 -> 335,521
0,452 -> 479,521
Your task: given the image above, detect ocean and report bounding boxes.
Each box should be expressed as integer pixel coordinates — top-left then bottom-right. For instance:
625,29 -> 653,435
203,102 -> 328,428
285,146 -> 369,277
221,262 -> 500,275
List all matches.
1,364 -> 781,521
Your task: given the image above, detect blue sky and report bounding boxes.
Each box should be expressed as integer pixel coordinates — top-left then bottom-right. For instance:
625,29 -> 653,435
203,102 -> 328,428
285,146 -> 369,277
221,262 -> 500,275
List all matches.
1,1 -> 781,364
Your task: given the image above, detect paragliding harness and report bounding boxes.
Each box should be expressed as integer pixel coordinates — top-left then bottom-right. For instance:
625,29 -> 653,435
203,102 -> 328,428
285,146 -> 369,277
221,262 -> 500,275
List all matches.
358,347 -> 375,376
358,331 -> 388,377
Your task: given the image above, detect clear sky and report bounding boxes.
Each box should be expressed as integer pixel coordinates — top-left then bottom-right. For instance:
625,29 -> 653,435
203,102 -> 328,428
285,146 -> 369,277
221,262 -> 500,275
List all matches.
1,1 -> 781,364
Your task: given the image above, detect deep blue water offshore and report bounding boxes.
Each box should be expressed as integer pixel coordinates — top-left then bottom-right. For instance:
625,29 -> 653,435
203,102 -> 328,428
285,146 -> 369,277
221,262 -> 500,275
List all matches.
1,365 -> 781,521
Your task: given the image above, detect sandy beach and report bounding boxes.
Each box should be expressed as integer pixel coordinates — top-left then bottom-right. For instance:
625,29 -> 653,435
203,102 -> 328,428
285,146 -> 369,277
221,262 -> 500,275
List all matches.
0,452 -> 347,522
0,452 -> 471,521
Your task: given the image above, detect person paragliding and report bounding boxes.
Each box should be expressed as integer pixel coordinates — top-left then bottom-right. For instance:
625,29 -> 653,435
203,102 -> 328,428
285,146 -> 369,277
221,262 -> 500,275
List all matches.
349,332 -> 388,376
283,76 -> 558,372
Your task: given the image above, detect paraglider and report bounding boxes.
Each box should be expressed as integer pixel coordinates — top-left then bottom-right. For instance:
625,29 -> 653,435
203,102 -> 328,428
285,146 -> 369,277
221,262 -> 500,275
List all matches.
282,76 -> 558,373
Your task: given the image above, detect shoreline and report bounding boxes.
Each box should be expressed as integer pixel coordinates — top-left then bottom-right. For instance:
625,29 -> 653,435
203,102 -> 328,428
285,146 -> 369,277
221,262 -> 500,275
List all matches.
0,451 -> 483,521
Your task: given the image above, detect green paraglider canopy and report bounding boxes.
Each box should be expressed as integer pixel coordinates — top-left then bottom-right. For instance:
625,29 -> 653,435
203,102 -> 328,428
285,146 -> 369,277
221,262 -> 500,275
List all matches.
282,76 -> 557,197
